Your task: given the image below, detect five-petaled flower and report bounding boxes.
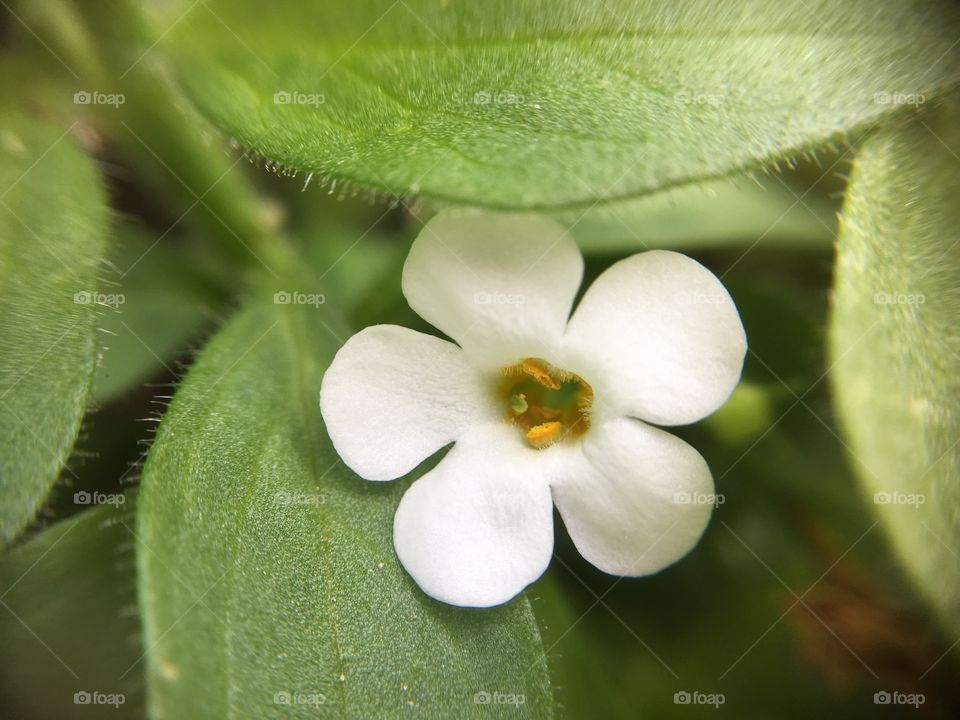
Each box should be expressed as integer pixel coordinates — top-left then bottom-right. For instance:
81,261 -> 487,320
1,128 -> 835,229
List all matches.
320,210 -> 747,607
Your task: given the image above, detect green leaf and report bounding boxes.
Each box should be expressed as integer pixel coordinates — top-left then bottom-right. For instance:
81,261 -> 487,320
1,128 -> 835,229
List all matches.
20,0 -> 275,270
138,299 -> 555,718
296,212 -> 411,315
151,0 -> 960,208
0,117 -> 109,545
559,173 -> 836,252
93,224 -> 223,403
830,96 -> 960,633
0,496 -> 142,718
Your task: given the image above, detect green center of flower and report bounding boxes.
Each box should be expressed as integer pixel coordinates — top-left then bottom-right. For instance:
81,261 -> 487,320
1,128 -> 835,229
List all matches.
499,358 -> 593,449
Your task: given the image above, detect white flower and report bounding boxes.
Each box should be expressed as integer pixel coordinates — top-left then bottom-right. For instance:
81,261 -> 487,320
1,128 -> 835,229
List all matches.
320,210 -> 746,607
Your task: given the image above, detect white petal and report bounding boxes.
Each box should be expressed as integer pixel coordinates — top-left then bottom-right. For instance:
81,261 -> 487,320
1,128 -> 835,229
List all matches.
562,250 -> 746,426
402,209 -> 583,369
551,417 -> 715,576
393,423 -> 555,607
319,325 -> 494,481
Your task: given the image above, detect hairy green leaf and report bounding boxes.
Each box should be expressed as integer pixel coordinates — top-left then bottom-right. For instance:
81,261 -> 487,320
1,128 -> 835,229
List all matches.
0,496 -> 141,719
93,225 -> 223,404
830,96 -> 960,632
138,299 -> 555,718
0,117 -> 109,545
151,0 -> 960,208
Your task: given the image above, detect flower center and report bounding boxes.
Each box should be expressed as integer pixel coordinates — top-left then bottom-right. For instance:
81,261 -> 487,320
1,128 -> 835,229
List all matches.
499,357 -> 593,449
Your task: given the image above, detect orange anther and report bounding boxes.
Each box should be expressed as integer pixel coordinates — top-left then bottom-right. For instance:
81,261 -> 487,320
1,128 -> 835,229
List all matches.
525,421 -> 564,448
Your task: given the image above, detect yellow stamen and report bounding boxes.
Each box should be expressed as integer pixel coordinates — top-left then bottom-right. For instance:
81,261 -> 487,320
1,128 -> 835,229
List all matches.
525,421 -> 564,448
516,358 -> 561,390
498,357 -> 593,448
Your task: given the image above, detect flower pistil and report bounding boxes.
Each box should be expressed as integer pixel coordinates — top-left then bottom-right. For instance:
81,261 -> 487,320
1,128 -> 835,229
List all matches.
500,357 -> 592,448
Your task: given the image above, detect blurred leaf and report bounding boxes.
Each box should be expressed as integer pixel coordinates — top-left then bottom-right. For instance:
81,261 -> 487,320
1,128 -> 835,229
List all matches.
0,495 -> 142,719
730,275 -> 826,388
0,116 -> 108,546
22,0 -> 274,272
830,95 -> 960,633
297,212 -> 410,316
93,224 -> 224,404
149,0 -> 960,208
560,173 -> 836,252
138,298 -> 555,718
703,382 -> 776,445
